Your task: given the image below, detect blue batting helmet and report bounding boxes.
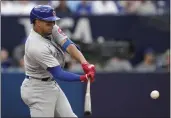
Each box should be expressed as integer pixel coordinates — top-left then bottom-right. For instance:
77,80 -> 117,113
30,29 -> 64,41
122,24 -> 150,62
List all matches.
30,5 -> 60,24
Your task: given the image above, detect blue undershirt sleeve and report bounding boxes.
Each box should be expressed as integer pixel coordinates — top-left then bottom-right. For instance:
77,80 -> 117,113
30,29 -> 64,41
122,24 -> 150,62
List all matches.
47,65 -> 81,82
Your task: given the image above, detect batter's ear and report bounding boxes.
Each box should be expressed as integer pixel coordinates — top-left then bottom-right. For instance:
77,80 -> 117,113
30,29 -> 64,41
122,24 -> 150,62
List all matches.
35,19 -> 41,27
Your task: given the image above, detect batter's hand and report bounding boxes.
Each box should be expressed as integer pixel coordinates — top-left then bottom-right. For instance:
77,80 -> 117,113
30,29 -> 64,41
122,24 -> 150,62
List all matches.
80,72 -> 95,83
81,62 -> 96,74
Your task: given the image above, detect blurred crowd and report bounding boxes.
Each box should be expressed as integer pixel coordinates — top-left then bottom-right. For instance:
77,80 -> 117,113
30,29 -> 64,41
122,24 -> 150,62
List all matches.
1,0 -> 169,16
1,46 -> 170,73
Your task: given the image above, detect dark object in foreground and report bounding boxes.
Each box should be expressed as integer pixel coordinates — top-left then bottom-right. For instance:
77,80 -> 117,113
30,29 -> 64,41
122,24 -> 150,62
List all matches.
84,111 -> 92,116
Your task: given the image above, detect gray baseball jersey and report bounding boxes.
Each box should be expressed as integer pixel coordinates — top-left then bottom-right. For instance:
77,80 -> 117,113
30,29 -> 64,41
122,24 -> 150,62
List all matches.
24,25 -> 67,79
21,25 -> 77,117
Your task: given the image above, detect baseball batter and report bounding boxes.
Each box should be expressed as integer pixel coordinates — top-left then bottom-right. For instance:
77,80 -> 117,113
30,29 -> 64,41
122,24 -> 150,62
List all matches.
20,5 -> 96,117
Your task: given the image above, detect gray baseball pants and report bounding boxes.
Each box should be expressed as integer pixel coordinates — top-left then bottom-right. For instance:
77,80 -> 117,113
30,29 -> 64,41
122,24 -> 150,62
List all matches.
20,78 -> 77,117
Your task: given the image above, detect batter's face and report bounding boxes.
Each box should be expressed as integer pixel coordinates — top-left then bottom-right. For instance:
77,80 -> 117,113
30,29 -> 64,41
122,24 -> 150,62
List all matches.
36,20 -> 55,36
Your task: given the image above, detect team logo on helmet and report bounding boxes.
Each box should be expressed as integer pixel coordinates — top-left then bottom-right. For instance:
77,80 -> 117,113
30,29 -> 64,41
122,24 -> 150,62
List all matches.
53,11 -> 56,16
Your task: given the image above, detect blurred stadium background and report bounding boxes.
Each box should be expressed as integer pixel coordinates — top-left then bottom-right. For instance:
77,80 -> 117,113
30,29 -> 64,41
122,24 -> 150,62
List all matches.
1,0 -> 170,118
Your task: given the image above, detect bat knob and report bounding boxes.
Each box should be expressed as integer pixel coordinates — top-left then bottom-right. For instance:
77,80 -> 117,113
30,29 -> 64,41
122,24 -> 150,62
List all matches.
84,111 -> 92,116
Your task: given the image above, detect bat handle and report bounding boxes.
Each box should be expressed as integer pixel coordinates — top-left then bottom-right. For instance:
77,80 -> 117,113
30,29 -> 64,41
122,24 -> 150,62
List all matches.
87,78 -> 91,93
84,78 -> 92,116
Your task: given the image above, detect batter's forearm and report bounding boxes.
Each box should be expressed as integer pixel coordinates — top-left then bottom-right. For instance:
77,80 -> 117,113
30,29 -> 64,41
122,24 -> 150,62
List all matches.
47,66 -> 90,82
66,44 -> 87,64
47,66 -> 81,81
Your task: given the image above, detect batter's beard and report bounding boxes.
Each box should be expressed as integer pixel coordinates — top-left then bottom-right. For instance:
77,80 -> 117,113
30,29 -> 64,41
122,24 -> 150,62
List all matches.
47,32 -> 52,35
44,32 -> 52,37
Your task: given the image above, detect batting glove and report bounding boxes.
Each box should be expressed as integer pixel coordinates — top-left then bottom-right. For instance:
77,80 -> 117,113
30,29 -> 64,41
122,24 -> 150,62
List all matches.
80,72 -> 95,83
81,62 -> 96,74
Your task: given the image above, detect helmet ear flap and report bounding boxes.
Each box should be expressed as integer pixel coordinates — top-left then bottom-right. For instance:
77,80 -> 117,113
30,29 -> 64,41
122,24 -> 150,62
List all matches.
30,12 -> 36,24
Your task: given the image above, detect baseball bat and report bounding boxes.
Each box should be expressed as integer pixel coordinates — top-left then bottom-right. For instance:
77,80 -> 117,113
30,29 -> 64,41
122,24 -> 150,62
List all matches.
84,78 -> 92,116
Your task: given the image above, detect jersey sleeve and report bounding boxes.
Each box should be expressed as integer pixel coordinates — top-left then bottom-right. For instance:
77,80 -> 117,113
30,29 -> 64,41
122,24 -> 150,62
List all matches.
30,46 -> 60,69
52,25 -> 68,46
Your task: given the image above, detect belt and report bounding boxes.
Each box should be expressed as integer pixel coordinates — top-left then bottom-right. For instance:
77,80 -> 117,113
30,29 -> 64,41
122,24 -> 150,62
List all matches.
26,75 -> 52,81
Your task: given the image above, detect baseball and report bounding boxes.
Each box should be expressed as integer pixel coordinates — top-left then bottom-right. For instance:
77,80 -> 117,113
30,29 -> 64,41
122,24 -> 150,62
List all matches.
150,90 -> 160,99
